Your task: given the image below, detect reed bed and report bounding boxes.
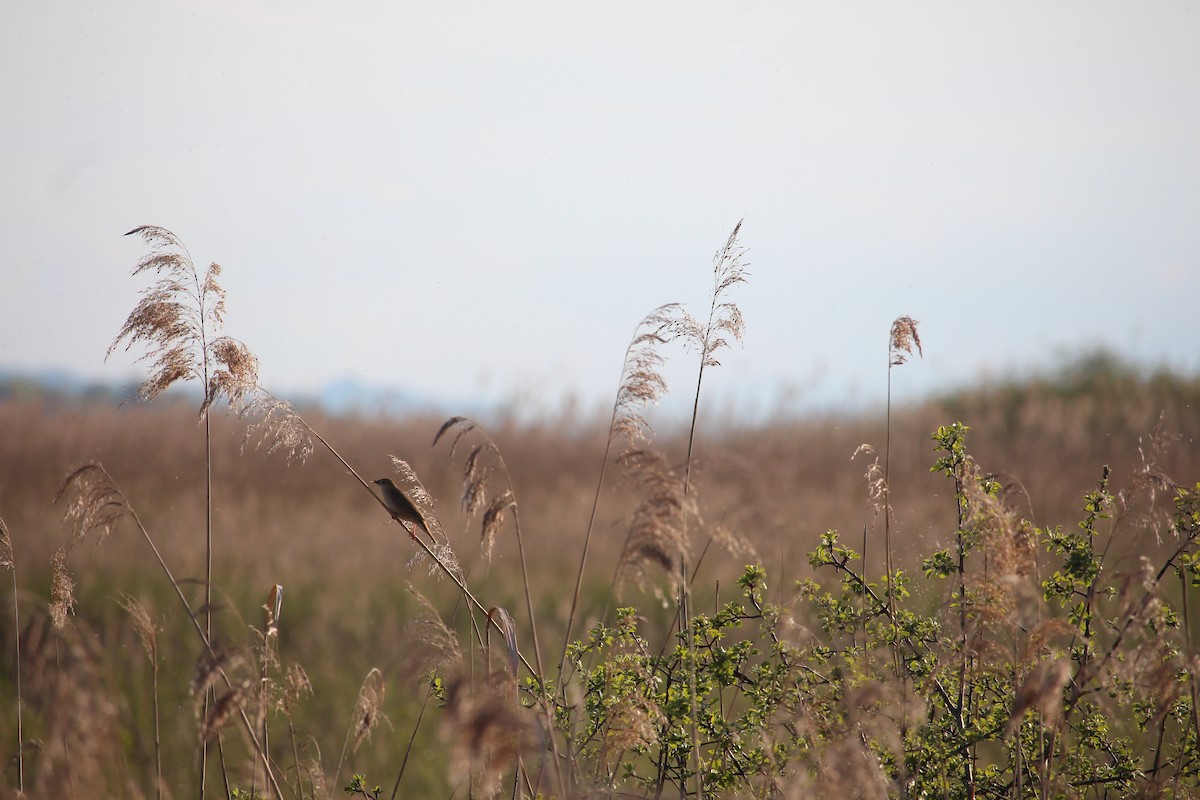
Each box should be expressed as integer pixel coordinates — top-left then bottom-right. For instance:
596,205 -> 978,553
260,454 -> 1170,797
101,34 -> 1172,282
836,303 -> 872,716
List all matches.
1,225 -> 1198,798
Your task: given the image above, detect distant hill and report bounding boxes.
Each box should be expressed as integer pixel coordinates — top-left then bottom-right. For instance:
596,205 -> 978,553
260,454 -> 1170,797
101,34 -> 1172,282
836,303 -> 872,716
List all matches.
0,368 -> 139,404
0,367 -> 472,418
2,351 -> 1197,424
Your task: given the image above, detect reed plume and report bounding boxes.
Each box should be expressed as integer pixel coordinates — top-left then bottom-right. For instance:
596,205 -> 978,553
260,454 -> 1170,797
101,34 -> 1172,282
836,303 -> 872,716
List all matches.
441,670 -> 540,799
883,312 -> 923,580
109,226 -> 260,414
675,219 -> 748,799
110,224 -> 264,795
614,449 -> 697,601
433,419 -> 542,651
888,316 -> 921,753
50,463 -> 138,628
555,303 -> 683,699
430,420 -> 562,791
119,594 -> 163,799
331,667 -> 388,794
676,219 -> 748,491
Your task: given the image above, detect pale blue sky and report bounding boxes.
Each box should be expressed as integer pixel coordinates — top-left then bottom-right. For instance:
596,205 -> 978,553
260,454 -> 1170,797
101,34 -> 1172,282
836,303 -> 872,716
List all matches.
2,2 -> 1197,421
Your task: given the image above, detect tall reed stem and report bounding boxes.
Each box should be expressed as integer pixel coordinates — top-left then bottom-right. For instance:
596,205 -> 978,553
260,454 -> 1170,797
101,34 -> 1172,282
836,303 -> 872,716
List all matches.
0,520 -> 22,794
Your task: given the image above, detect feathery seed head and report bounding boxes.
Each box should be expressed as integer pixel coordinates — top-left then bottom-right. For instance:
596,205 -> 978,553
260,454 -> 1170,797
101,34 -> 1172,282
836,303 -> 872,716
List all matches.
616,449 -> 697,596
610,304 -> 685,448
350,668 -> 388,753
0,517 -> 12,572
238,391 -> 314,463
113,225 -> 266,417
889,315 -> 923,367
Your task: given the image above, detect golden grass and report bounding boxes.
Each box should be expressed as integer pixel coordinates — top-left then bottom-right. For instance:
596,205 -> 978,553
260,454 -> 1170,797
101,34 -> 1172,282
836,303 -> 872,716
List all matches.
0,355 -> 1198,796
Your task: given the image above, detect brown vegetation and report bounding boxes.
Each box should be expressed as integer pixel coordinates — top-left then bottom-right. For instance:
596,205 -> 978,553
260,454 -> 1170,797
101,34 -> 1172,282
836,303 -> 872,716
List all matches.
0,353 -> 1197,796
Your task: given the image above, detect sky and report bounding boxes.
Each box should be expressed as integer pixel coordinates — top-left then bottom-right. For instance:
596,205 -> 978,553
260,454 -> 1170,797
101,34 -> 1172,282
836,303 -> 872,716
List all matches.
2,2 -> 1198,423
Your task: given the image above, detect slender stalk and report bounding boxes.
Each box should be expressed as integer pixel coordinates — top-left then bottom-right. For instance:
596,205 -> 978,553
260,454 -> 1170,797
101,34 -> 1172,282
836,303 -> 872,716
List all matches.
152,649 -> 162,800
195,252 -> 215,800
288,715 -> 306,800
557,379 -> 627,685
884,359 -> 895,623
200,406 -> 212,799
510,507 -> 544,675
682,364 -> 704,800
885,315 -> 920,788
553,304 -> 680,791
0,520 -> 23,794
433,420 -> 550,713
675,222 -> 746,799
391,673 -> 435,798
1185,570 -> 1200,770
64,465 -> 284,798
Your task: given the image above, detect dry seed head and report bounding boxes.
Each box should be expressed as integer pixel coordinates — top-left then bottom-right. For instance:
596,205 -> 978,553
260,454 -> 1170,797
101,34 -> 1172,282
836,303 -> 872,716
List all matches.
238,391 -> 314,463
202,336 -> 261,418
55,462 -> 133,547
403,583 -> 463,675
610,304 -> 683,448
480,491 -> 516,561
433,415 -> 480,456
1008,659 -> 1071,734
0,517 -> 12,571
433,417 -> 522,562
889,315 -> 923,367
962,463 -> 1038,586
616,449 -> 697,595
442,672 -> 540,799
279,663 -> 313,712
110,227 -> 208,399
50,464 -> 136,629
202,685 -> 244,743
852,444 -> 887,513
461,443 -> 494,518
49,545 -> 76,629
119,594 -> 159,662
680,220 -> 749,368
1017,619 -> 1075,663
350,667 -> 388,753
412,542 -> 463,581
112,226 -> 266,417
191,640 -> 243,699
709,522 -> 758,562
1135,414 -> 1182,511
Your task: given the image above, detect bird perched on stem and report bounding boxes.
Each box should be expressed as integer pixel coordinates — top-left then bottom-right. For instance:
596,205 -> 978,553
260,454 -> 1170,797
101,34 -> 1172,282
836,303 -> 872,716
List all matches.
373,477 -> 433,544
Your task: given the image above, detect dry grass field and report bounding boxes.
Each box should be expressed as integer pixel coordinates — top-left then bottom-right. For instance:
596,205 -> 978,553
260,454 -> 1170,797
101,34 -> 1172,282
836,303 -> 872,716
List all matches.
3,223 -> 1200,800
2,352 -> 1198,798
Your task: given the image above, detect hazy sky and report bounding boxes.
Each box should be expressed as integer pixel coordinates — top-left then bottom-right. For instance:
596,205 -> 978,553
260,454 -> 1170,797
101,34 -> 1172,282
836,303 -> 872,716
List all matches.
3,2 -> 1197,421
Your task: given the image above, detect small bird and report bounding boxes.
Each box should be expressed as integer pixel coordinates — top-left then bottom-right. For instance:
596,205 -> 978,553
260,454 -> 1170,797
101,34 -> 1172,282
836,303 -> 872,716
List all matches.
373,477 -> 433,543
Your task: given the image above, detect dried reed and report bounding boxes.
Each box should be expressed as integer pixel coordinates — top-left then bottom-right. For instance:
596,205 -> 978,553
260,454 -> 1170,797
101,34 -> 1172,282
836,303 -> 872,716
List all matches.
54,461 -> 284,797
0,517 -> 23,794
331,667 -> 388,795
674,219 -> 748,799
110,225 -> 265,796
119,593 -> 162,799
555,303 -> 683,721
